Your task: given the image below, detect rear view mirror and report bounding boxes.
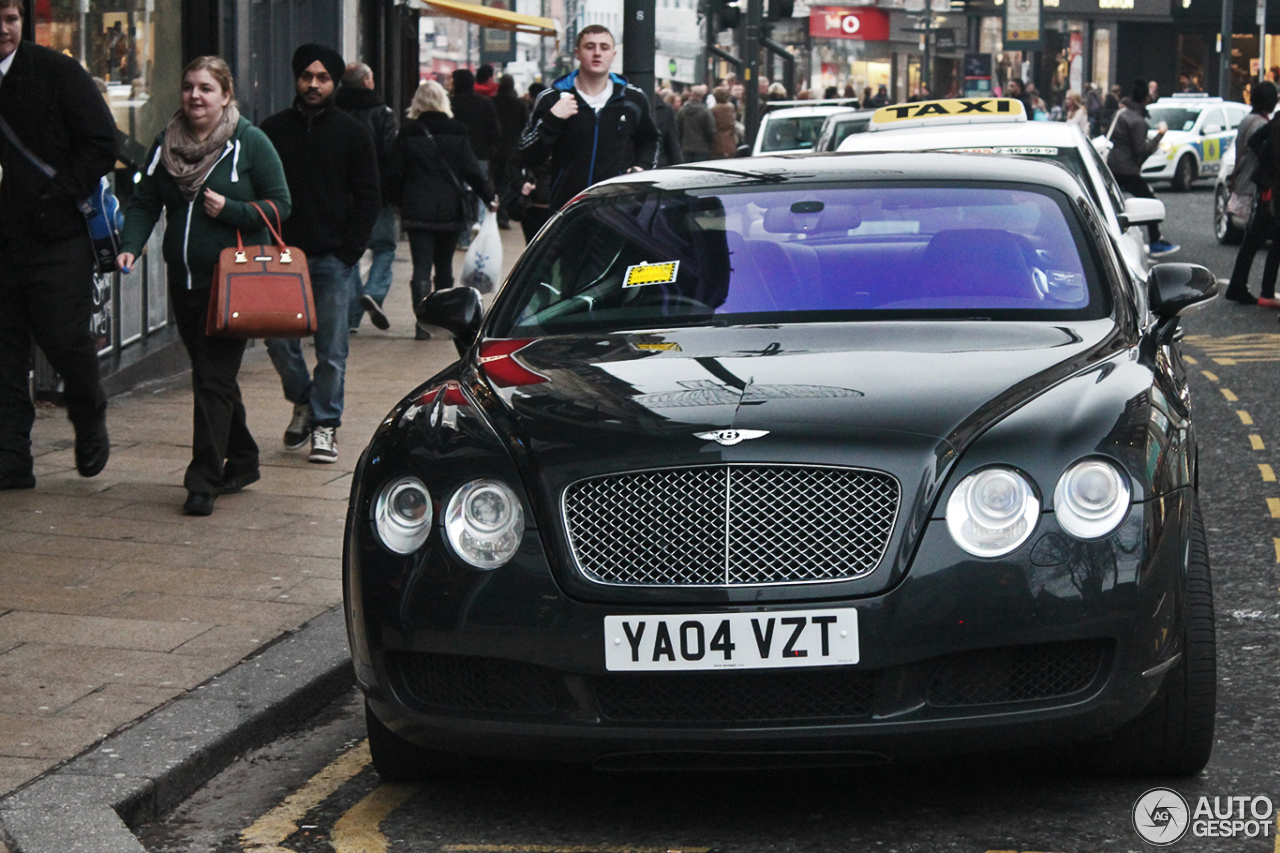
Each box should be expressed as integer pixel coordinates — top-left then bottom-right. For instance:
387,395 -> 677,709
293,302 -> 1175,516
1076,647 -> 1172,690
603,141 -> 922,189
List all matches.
417,287 -> 484,355
1148,263 -> 1218,319
1119,197 -> 1165,230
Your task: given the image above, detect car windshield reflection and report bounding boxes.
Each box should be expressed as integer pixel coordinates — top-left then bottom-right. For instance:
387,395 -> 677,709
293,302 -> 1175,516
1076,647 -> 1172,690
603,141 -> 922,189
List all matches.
495,184 -> 1108,337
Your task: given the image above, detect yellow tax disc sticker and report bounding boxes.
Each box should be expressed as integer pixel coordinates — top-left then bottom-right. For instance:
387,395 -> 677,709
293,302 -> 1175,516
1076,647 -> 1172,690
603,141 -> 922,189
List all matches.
624,260 -> 680,288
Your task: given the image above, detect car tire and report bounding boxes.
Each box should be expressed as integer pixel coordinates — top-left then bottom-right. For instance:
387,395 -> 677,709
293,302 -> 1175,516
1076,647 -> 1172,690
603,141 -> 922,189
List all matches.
1215,183 -> 1244,244
1076,500 -> 1216,776
365,700 -> 460,782
1172,155 -> 1198,191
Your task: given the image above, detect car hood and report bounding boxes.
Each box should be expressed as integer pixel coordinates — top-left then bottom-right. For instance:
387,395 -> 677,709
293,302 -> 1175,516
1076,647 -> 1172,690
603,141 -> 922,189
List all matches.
473,319 -> 1125,602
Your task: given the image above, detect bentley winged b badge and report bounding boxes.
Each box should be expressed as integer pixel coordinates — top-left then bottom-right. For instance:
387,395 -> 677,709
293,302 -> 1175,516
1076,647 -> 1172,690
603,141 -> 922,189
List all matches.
694,429 -> 770,446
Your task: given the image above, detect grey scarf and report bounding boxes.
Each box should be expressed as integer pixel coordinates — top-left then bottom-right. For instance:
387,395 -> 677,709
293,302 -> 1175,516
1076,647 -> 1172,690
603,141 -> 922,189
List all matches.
160,104 -> 240,201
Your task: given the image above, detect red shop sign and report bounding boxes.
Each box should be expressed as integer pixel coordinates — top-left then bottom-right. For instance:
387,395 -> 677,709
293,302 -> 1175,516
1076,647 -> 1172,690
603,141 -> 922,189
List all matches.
809,6 -> 890,40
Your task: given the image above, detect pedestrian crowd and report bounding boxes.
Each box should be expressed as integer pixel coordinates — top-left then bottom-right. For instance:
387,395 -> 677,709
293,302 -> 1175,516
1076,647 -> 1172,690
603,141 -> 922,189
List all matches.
0,0 -> 1203,515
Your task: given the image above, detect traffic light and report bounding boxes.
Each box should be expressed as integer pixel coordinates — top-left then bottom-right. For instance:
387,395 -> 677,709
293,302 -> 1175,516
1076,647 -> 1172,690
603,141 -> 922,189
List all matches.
715,0 -> 741,30
767,0 -> 794,19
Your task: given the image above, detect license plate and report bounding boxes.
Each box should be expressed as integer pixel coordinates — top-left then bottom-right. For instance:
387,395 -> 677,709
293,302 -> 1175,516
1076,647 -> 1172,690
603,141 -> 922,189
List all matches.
604,608 -> 859,672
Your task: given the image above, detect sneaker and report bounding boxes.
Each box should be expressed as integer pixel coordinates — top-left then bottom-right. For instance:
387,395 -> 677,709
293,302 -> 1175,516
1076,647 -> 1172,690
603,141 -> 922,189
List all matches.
309,425 -> 337,464
1223,289 -> 1257,304
284,402 -> 312,450
1149,240 -> 1180,258
1259,297 -> 1280,309
361,294 -> 390,330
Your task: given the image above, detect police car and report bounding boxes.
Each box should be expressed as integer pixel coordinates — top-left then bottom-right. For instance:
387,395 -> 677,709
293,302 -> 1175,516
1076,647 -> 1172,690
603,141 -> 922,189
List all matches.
837,97 -> 1164,280
752,101 -> 861,156
1141,94 -> 1249,190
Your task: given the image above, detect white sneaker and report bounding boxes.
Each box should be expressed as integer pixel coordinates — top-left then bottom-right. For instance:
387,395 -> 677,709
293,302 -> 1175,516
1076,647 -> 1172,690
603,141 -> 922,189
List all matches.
309,426 -> 337,464
283,403 -> 312,450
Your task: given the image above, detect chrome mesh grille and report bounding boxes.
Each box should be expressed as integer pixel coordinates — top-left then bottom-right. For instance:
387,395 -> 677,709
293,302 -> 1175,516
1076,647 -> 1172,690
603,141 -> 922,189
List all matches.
564,465 -> 899,586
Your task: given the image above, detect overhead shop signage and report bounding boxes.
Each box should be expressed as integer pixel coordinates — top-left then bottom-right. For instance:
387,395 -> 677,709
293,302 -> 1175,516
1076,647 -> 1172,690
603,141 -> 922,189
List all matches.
1046,0 -> 1169,14
1004,0 -> 1041,50
809,6 -> 891,40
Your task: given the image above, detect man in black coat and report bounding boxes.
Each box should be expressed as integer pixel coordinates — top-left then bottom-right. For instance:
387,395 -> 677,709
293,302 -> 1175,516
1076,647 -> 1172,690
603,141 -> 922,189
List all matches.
0,0 -> 116,489
260,44 -> 380,466
450,68 -> 501,248
519,25 -> 659,213
337,61 -> 397,332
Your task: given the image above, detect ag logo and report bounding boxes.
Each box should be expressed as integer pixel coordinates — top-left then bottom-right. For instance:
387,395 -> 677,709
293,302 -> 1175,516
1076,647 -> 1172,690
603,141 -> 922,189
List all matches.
1133,788 -> 1190,845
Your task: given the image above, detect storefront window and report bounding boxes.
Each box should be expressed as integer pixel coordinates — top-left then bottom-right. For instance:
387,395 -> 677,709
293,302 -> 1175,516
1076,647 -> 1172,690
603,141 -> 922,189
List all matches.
1093,27 -> 1110,93
32,0 -> 181,146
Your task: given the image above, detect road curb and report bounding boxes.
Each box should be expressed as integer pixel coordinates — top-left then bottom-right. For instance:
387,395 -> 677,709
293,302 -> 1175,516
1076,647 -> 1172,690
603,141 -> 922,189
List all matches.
0,606 -> 354,853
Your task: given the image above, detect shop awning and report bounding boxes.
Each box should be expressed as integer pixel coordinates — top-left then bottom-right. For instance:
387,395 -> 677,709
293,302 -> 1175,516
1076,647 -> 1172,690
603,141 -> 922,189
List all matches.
412,0 -> 559,36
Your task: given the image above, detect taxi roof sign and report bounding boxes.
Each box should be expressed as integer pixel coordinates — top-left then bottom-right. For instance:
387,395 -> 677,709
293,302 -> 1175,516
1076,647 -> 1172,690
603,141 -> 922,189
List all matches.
868,98 -> 1027,131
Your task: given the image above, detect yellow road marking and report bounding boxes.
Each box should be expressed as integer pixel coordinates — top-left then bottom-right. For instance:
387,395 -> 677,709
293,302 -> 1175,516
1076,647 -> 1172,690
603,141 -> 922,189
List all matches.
443,847 -> 713,852
1185,355 -> 1199,364
1222,388 -> 1239,401
1268,498 -> 1280,518
1252,435 -> 1266,450
241,741 -> 370,851
1201,370 -> 1218,380
1273,539 -> 1280,563
1239,411 -> 1255,425
332,783 -> 417,853
1216,358 -> 1239,364
1184,333 -> 1280,362
1263,465 -> 1277,482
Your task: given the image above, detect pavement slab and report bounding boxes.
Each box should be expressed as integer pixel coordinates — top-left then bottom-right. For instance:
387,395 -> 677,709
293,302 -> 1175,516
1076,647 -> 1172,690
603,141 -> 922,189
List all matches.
0,228 -> 526,852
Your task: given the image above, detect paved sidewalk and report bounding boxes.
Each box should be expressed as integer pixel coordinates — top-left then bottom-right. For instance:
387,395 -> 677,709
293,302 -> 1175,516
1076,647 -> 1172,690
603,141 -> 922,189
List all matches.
0,226 -> 527,804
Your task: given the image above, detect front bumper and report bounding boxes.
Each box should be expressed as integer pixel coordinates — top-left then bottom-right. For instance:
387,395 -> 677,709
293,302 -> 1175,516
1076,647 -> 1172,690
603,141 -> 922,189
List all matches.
346,488 -> 1192,767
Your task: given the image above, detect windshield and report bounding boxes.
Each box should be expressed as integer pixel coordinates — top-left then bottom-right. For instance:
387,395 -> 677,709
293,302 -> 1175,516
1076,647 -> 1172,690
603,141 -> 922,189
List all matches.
1146,106 -> 1202,132
492,183 -> 1108,337
759,115 -> 830,152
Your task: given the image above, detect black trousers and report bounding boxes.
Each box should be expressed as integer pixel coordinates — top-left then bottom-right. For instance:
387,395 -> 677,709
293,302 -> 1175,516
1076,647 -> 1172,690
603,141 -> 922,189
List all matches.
408,229 -> 460,308
1225,196 -> 1280,299
0,234 -> 106,477
520,206 -> 552,244
1112,173 -> 1163,243
170,285 -> 258,493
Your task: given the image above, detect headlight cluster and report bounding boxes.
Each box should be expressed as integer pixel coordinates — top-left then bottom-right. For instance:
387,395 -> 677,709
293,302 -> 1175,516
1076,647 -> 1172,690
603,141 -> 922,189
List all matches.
372,477 -> 525,568
946,459 -> 1131,557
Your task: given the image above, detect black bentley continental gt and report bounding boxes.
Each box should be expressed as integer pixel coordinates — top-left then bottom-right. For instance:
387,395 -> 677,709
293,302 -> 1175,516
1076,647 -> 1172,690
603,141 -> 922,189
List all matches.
344,152 -> 1218,780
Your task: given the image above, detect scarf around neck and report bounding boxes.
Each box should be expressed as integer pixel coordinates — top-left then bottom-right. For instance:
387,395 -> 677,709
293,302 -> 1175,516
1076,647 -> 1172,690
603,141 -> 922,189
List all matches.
160,104 -> 240,201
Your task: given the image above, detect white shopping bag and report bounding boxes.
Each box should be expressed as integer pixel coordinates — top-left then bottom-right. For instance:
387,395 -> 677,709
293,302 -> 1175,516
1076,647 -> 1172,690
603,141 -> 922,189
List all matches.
461,214 -> 503,294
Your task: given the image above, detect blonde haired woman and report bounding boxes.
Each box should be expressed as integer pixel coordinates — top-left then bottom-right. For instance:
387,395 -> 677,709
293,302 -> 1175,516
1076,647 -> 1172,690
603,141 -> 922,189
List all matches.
387,80 -> 494,337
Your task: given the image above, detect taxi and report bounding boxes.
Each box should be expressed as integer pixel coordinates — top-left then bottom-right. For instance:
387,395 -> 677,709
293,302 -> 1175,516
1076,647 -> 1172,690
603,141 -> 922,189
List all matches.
1140,94 -> 1249,190
837,97 -> 1163,280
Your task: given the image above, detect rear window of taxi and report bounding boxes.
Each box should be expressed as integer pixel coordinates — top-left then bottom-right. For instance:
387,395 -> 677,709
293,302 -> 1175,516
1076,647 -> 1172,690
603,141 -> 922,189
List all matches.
493,182 -> 1110,336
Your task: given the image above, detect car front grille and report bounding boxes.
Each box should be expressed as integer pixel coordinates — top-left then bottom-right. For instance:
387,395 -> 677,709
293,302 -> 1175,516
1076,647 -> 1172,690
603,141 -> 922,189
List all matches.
926,640 -> 1109,707
590,669 -> 878,723
563,465 -> 900,586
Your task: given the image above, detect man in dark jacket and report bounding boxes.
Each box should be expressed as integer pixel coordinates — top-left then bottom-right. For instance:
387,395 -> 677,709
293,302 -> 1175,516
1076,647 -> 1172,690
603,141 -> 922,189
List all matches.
519,25 -> 659,213
491,74 -> 529,229
1107,79 -> 1178,257
676,84 -> 716,162
652,91 -> 683,168
261,44 -> 380,465
0,0 -> 116,489
337,61 -> 397,332
451,68 -> 501,248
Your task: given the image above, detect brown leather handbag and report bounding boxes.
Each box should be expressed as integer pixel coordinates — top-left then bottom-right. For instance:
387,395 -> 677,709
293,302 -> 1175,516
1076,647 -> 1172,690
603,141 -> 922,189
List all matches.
206,201 -> 317,338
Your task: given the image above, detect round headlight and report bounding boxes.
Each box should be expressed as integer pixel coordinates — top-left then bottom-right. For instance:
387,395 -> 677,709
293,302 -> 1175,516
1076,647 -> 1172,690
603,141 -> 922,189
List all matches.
374,477 -> 432,554
444,479 -> 525,569
946,467 -> 1040,557
1054,459 -> 1131,539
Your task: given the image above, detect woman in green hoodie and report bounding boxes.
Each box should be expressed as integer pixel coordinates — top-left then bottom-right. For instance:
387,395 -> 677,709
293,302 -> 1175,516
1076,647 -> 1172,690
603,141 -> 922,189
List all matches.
117,56 -> 291,517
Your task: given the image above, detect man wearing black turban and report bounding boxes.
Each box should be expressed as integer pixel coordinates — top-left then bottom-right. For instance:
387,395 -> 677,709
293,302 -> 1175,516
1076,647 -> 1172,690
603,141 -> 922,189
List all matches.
260,45 -> 381,464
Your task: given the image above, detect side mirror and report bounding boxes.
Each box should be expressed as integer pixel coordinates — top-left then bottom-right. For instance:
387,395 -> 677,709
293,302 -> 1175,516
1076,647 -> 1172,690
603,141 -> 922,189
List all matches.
1118,197 -> 1165,230
1148,263 -> 1219,319
1203,125 -> 1222,135
417,287 -> 484,354
736,143 -> 751,158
